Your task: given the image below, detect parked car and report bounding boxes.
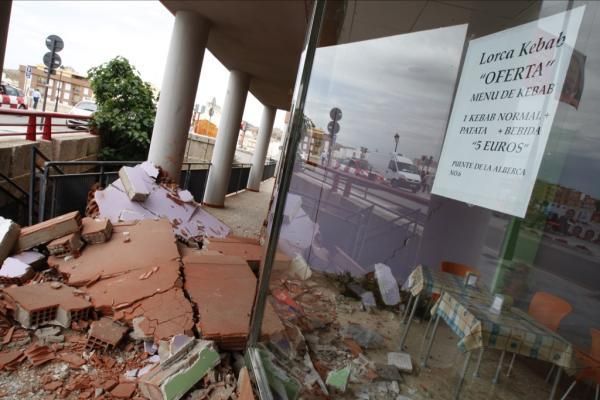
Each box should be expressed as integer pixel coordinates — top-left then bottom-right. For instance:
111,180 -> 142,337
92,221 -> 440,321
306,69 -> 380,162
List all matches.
334,157 -> 383,181
384,153 -> 421,192
0,82 -> 27,109
66,100 -> 97,130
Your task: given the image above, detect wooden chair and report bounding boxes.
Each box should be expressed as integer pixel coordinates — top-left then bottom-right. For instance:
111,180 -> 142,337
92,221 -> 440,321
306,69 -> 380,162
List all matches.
560,328 -> 600,400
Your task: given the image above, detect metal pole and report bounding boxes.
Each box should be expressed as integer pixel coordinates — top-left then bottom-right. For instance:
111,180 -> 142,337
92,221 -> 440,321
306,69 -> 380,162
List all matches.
492,350 -> 506,384
53,69 -> 63,112
473,347 -> 484,377
399,293 -> 420,350
454,351 -> 471,400
28,146 -> 36,225
421,314 -> 441,367
549,367 -> 562,400
38,165 -> 49,222
42,40 -> 57,112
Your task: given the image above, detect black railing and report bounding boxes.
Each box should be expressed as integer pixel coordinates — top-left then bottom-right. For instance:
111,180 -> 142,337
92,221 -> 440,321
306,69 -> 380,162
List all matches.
33,156 -> 278,222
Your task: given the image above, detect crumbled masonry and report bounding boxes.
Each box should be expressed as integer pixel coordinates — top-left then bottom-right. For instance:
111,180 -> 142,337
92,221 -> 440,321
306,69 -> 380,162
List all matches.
0,160 -> 426,399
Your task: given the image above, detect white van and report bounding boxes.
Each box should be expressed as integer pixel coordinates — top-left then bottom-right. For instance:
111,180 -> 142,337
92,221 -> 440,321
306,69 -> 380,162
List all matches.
384,153 -> 421,192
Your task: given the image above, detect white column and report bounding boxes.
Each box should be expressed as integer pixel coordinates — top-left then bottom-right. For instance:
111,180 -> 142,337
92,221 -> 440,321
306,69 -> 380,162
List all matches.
0,0 -> 11,78
203,70 -> 250,207
147,11 -> 209,182
247,105 -> 276,191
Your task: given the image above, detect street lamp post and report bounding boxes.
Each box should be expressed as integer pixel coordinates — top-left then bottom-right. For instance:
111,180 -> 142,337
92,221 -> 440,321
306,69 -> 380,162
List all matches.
394,133 -> 399,153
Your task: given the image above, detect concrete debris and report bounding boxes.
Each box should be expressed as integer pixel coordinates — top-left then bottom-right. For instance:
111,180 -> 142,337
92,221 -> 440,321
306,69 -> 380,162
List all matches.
120,166 -> 150,202
342,323 -> 385,349
94,163 -> 230,240
3,281 -> 93,329
81,217 -> 113,244
34,326 -> 64,344
16,210 -> 81,252
374,263 -> 400,306
86,317 -> 128,352
0,256 -> 35,285
47,231 -> 84,256
326,365 -> 351,392
354,381 -> 401,400
388,351 -> 413,373
139,339 -> 220,400
289,253 -> 312,280
0,216 -> 20,264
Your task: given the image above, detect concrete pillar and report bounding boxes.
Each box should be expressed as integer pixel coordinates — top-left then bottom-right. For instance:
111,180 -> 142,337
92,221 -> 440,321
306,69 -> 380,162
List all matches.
203,70 -> 250,207
247,105 -> 276,191
0,0 -> 12,78
147,11 -> 210,182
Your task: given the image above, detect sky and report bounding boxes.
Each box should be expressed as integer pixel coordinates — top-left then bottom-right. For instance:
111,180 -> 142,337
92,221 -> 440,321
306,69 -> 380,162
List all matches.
3,0 -> 287,130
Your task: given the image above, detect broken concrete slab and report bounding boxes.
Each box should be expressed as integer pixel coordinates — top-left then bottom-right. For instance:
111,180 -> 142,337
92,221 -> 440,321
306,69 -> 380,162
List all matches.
341,323 -> 385,349
48,219 -> 179,286
47,231 -> 84,256
0,256 -> 35,285
86,317 -> 129,352
139,339 -> 220,400
374,263 -> 400,306
94,164 -> 230,240
3,282 -> 92,329
117,288 -> 194,341
84,261 -> 180,315
16,211 -> 81,252
120,166 -> 150,202
0,216 -> 20,264
81,217 -> 113,244
387,351 -> 413,373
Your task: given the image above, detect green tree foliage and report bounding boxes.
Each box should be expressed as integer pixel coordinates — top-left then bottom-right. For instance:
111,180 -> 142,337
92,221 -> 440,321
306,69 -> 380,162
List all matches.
88,56 -> 156,161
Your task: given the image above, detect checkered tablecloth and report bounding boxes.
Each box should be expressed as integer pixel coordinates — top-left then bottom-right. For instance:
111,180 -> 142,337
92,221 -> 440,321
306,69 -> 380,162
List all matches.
434,291 -> 575,369
404,264 -> 489,301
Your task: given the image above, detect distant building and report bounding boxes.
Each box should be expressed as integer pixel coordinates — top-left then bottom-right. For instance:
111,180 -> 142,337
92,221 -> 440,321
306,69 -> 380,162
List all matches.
17,65 -> 93,106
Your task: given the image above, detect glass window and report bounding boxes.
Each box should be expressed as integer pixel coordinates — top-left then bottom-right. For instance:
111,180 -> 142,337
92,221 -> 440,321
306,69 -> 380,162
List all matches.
64,83 -> 71,91
252,1 -> 600,400
83,88 -> 89,96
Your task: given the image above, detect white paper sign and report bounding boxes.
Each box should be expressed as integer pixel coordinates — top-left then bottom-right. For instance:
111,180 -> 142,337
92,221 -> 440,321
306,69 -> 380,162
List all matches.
432,7 -> 585,217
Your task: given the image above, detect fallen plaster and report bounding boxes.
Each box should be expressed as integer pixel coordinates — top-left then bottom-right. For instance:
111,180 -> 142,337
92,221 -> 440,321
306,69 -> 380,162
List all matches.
0,217 -> 20,264
0,256 -> 35,284
94,163 -> 230,240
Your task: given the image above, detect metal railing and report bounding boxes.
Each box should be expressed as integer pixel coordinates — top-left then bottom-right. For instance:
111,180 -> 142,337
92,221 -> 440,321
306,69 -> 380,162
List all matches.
0,108 -> 92,141
33,156 -> 279,223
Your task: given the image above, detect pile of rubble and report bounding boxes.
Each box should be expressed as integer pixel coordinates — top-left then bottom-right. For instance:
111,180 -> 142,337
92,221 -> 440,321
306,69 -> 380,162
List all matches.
0,162 -> 285,399
256,260 -> 418,399
0,160 -> 417,400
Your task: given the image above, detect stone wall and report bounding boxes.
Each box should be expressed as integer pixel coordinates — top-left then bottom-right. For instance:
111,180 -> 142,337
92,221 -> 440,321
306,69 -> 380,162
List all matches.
0,133 -> 101,206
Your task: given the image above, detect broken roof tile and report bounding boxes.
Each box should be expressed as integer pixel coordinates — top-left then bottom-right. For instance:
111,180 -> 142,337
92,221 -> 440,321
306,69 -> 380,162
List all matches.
87,318 -> 129,352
